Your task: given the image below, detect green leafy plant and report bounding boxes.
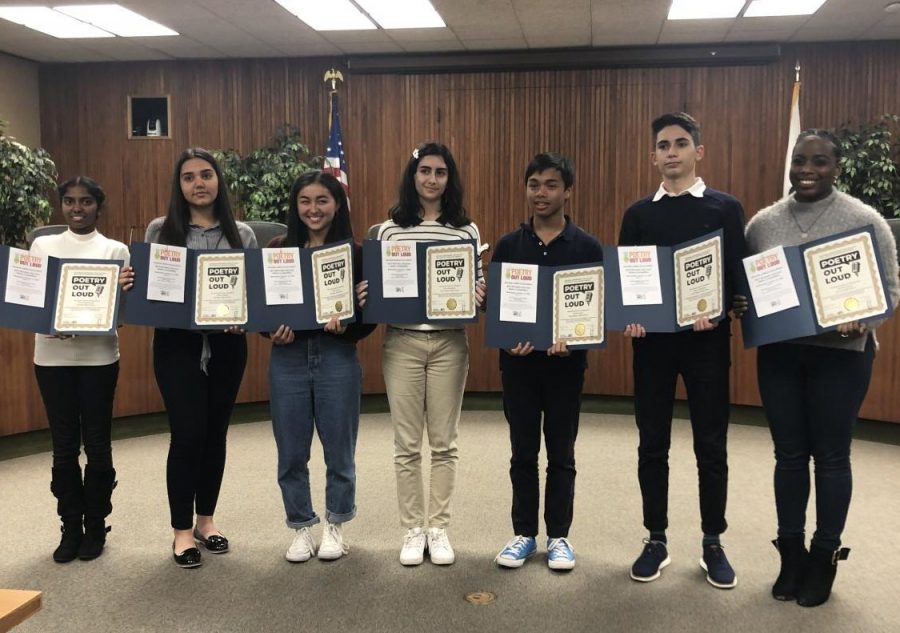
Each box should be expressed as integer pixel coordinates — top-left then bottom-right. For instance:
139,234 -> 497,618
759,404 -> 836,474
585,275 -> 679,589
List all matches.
0,120 -> 58,246
833,114 -> 900,218
215,124 -> 320,223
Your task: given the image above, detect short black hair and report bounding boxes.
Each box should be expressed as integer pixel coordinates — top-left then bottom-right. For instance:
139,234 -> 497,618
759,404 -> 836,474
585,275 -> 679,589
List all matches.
524,152 -> 574,189
651,112 -> 701,146
795,128 -> 843,161
58,176 -> 106,208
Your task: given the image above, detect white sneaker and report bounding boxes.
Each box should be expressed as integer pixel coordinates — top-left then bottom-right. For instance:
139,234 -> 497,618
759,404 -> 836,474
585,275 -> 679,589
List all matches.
399,528 -> 426,566
286,527 -> 316,563
426,527 -> 455,565
318,522 -> 349,561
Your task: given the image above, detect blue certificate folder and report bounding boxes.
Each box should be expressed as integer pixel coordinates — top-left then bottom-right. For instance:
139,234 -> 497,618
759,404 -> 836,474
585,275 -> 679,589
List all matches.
123,241 -> 356,332
740,225 -> 894,348
0,245 -> 122,335
361,239 -> 479,325
604,229 -> 725,332
485,262 -> 606,350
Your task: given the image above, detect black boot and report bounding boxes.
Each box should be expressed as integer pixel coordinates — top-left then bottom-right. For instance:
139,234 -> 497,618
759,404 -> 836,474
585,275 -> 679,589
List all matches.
771,537 -> 807,601
50,466 -> 84,563
796,543 -> 850,607
79,466 -> 116,561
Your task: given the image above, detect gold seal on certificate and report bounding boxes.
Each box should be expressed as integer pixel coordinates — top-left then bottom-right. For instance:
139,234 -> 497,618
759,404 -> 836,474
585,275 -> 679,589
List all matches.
552,266 -> 604,345
674,235 -> 722,327
54,262 -> 121,332
425,244 -> 476,319
311,242 -> 354,324
804,231 -> 887,327
195,253 -> 248,326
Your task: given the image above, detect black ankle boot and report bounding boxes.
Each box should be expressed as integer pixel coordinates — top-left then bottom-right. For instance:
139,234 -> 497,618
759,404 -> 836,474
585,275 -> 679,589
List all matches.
80,466 -> 116,561
50,466 -> 84,563
771,537 -> 807,601
796,543 -> 850,607
53,520 -> 83,563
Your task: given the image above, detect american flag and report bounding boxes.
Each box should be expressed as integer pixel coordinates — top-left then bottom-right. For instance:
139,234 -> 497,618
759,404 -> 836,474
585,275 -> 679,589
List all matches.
324,91 -> 349,196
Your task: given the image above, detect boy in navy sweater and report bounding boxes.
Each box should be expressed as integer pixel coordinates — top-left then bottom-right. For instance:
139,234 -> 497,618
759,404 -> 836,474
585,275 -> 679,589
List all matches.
619,113 -> 746,589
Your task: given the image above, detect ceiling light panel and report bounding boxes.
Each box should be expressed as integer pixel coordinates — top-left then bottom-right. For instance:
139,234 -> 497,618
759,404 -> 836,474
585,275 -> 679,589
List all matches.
355,0 -> 446,29
54,4 -> 178,37
743,0 -> 828,17
0,6 -> 114,38
274,0 -> 376,30
667,0 -> 745,20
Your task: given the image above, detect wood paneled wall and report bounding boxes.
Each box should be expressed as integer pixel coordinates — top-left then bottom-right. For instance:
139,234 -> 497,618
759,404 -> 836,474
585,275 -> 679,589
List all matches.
3,41 -> 900,435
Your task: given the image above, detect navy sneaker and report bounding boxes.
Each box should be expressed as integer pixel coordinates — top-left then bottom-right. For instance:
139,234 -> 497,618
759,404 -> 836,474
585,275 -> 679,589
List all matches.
700,544 -> 737,589
630,539 -> 671,582
495,535 -> 536,568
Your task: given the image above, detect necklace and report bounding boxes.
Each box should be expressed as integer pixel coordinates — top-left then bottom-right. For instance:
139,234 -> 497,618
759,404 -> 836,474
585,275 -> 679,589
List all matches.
788,193 -> 837,239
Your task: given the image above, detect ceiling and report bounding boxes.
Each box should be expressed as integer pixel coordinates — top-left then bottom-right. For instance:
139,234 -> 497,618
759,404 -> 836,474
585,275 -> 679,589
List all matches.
0,0 -> 897,63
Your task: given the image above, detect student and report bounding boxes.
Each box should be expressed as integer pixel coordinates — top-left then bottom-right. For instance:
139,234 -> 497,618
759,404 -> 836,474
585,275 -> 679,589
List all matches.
746,130 -> 899,607
266,170 -> 375,563
491,153 -> 603,571
32,176 -> 130,563
358,141 -> 484,566
120,148 -> 258,568
619,113 -> 746,589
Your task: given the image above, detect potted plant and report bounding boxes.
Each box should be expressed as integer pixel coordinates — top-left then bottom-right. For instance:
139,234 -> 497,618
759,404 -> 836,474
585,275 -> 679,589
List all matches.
833,114 -> 900,219
0,120 -> 58,246
215,124 -> 319,223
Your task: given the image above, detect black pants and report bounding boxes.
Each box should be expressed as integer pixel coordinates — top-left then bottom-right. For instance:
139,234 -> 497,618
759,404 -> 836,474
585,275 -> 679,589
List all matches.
34,362 -> 119,470
153,329 -> 247,530
501,361 -> 585,538
632,326 -> 731,535
757,338 -> 875,550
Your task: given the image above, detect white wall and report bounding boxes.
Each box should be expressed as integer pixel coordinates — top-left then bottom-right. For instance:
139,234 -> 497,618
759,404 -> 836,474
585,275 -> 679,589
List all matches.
0,52 -> 40,148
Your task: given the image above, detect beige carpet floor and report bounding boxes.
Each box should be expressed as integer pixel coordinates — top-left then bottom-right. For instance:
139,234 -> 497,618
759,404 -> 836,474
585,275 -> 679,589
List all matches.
1,411 -> 898,633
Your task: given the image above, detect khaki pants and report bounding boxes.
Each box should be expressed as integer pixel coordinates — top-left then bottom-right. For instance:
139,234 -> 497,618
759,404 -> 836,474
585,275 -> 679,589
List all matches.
382,327 -> 469,528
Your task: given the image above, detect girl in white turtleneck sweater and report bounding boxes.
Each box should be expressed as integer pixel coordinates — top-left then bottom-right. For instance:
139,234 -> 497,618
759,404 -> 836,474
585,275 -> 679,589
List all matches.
31,176 -> 129,564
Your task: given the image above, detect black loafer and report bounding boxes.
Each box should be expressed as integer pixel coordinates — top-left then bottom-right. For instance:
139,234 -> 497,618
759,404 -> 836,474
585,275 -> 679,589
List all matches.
193,528 -> 229,554
173,543 -> 202,569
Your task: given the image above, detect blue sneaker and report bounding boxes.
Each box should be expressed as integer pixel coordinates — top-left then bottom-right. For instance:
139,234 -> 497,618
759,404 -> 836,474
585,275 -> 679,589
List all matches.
700,544 -> 737,589
630,539 -> 671,582
547,537 -> 575,570
495,535 -> 536,568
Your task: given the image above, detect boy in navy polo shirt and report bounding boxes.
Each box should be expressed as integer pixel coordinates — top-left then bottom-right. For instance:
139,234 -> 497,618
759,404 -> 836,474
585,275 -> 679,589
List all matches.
491,152 -> 603,570
620,112 -> 746,589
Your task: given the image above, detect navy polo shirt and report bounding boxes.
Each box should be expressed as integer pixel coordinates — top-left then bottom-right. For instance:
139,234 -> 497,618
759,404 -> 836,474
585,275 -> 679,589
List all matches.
491,216 -> 603,370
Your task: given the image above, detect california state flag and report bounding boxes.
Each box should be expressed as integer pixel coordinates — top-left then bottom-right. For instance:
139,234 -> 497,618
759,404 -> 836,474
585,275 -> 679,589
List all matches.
783,78 -> 801,198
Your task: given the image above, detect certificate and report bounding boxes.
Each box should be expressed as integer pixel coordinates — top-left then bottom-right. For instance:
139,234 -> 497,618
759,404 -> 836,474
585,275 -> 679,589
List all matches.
381,241 -> 418,298
673,235 -> 722,327
194,253 -> 248,326
499,263 -> 538,323
804,231 -> 888,327
54,262 -> 120,332
147,243 -> 187,303
311,243 -> 354,324
552,266 -> 604,345
262,247 -> 303,305
425,244 -> 476,319
618,246 -> 663,305
5,247 -> 48,308
743,246 -> 800,318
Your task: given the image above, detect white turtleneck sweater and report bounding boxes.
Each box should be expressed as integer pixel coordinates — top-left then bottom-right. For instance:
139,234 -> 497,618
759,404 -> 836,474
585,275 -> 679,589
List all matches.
30,229 -> 130,366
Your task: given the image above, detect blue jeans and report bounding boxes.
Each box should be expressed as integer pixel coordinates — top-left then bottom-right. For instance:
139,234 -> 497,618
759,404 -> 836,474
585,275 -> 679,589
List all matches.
269,334 -> 362,528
